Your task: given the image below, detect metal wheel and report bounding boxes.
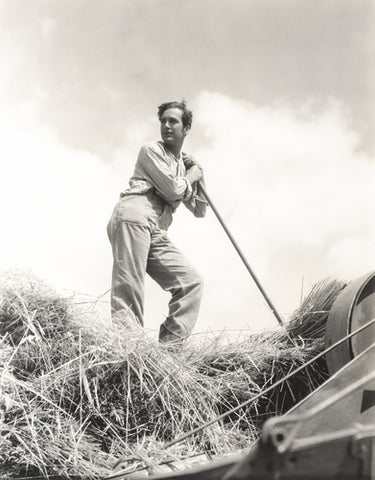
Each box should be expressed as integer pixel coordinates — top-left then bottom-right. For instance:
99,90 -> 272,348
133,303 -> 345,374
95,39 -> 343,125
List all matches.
325,270 -> 375,374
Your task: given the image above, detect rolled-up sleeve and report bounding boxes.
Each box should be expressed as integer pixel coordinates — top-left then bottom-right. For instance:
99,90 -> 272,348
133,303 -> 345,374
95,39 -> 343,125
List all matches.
183,183 -> 208,218
138,144 -> 191,202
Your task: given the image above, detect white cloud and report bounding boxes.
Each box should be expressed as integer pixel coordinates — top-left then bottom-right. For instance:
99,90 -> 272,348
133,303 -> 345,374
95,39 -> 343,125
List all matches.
41,17 -> 59,40
194,91 -> 374,254
171,91 -> 375,330
0,104 -> 116,298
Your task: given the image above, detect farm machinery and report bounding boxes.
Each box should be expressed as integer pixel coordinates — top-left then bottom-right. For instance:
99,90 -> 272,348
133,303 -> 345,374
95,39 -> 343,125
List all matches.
114,270 -> 375,480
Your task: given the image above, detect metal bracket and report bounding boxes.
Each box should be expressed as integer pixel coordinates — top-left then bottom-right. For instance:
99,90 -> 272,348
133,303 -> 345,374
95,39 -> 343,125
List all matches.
351,429 -> 375,479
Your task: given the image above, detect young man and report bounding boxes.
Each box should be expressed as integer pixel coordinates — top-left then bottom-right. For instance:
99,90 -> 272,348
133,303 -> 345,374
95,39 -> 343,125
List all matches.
107,100 -> 207,345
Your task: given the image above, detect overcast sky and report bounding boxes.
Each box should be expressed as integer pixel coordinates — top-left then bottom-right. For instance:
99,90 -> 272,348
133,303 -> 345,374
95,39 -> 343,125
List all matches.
1,0 -> 374,336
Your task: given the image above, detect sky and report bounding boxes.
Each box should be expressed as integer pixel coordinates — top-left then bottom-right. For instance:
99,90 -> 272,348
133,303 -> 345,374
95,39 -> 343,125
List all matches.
0,0 -> 374,337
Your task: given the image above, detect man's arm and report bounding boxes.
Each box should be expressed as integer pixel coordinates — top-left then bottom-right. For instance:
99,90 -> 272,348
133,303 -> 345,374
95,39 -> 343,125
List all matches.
139,144 -> 193,202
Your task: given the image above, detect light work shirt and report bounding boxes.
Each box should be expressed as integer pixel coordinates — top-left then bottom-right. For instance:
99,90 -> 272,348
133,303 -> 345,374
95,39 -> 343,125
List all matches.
121,141 -> 207,230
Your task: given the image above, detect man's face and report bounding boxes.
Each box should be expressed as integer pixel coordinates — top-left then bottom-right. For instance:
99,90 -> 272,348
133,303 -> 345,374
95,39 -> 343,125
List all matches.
160,108 -> 188,147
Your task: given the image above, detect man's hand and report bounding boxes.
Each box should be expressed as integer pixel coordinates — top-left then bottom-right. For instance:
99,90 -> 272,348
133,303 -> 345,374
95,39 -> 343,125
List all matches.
186,165 -> 203,184
183,153 -> 204,185
182,153 -> 202,170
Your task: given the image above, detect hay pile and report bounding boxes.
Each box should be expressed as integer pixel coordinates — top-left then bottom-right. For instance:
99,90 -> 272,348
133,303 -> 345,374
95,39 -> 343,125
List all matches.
0,271 -> 346,479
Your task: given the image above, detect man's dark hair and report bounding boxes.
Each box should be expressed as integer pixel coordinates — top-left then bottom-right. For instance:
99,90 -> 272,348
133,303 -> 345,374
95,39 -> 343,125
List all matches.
157,100 -> 193,129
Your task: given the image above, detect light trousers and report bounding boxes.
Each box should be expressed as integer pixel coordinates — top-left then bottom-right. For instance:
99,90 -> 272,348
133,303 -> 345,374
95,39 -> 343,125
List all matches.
107,199 -> 203,342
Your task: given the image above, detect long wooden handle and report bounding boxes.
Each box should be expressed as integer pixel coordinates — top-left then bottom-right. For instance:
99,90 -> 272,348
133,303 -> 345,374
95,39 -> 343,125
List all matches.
199,182 -> 284,326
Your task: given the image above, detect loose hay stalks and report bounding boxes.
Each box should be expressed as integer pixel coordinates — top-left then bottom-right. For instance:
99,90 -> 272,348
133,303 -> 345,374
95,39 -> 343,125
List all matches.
0,271 -> 347,478
287,277 -> 347,340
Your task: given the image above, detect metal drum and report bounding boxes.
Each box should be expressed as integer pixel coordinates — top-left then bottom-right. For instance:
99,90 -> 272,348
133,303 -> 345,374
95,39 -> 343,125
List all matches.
325,270 -> 375,374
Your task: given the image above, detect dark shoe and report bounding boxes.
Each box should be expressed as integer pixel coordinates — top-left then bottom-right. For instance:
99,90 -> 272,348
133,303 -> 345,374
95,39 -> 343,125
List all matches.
159,324 -> 185,352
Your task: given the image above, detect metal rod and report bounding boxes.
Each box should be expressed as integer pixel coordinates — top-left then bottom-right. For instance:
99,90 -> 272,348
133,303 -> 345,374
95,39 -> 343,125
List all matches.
199,182 -> 284,326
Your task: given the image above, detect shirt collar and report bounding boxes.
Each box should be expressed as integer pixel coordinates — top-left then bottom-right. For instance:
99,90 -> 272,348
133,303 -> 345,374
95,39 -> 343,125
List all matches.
160,141 -> 182,162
